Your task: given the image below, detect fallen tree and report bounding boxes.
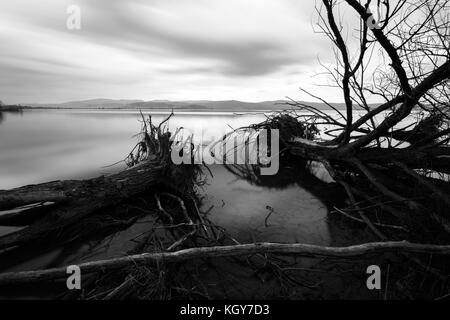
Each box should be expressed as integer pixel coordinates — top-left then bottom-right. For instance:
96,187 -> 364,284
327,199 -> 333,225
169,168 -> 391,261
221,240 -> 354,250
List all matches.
0,241 -> 449,286
0,112 -> 202,251
260,0 -> 450,239
0,160 -> 164,250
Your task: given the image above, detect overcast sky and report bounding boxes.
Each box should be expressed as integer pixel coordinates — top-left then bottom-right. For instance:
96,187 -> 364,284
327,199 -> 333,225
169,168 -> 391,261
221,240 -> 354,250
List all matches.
0,0 -> 345,104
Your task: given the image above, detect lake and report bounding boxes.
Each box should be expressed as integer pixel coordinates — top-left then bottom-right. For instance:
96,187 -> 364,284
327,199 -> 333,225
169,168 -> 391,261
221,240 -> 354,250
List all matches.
0,109 -> 268,189
0,109 -> 366,249
0,109 -> 380,299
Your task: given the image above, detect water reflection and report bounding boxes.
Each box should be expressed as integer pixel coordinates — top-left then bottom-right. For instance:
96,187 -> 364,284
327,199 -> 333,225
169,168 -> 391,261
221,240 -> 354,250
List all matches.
0,110 -> 346,249
202,160 -> 343,245
0,109 -> 265,189
0,109 -> 369,292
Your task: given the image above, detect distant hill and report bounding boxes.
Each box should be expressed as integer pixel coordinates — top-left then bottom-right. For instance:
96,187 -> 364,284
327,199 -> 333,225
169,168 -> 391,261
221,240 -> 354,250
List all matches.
28,99 -> 351,111
31,99 -> 145,109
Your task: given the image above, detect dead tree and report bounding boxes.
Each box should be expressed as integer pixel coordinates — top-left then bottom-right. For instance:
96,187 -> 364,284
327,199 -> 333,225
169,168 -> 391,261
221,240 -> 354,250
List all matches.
271,0 -> 450,238
0,112 -> 202,251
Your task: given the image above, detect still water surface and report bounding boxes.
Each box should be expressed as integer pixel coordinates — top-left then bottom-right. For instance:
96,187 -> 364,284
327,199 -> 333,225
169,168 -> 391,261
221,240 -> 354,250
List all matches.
0,109 -> 345,251
0,109 -> 266,189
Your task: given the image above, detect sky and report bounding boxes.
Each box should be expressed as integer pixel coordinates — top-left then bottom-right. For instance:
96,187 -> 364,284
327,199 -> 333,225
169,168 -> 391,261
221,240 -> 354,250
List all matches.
0,0 -> 345,104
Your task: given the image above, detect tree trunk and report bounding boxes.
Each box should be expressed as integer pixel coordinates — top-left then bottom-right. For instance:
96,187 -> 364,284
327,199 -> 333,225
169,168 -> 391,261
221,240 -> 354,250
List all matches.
0,160 -> 165,250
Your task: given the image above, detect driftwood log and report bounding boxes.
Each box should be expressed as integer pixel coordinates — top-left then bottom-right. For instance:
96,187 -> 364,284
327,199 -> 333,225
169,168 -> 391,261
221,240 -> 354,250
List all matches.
0,160 -> 164,250
0,241 -> 449,286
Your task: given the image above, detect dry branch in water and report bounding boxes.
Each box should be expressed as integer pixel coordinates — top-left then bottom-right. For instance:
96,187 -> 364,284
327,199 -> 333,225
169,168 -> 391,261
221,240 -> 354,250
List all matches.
0,241 -> 449,286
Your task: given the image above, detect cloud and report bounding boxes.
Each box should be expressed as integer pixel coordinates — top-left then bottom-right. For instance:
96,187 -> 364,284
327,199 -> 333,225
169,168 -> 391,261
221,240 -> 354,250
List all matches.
0,0 -> 334,103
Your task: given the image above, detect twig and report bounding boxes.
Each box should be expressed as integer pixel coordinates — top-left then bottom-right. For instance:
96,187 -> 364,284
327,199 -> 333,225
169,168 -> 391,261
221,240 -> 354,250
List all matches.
264,206 -> 275,227
161,193 -> 193,225
166,229 -> 197,252
103,275 -> 135,300
154,194 -> 174,224
332,207 -> 408,232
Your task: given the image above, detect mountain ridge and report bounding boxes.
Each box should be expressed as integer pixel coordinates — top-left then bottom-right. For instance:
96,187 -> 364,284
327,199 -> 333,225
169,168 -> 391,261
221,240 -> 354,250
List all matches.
27,99 -> 351,111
